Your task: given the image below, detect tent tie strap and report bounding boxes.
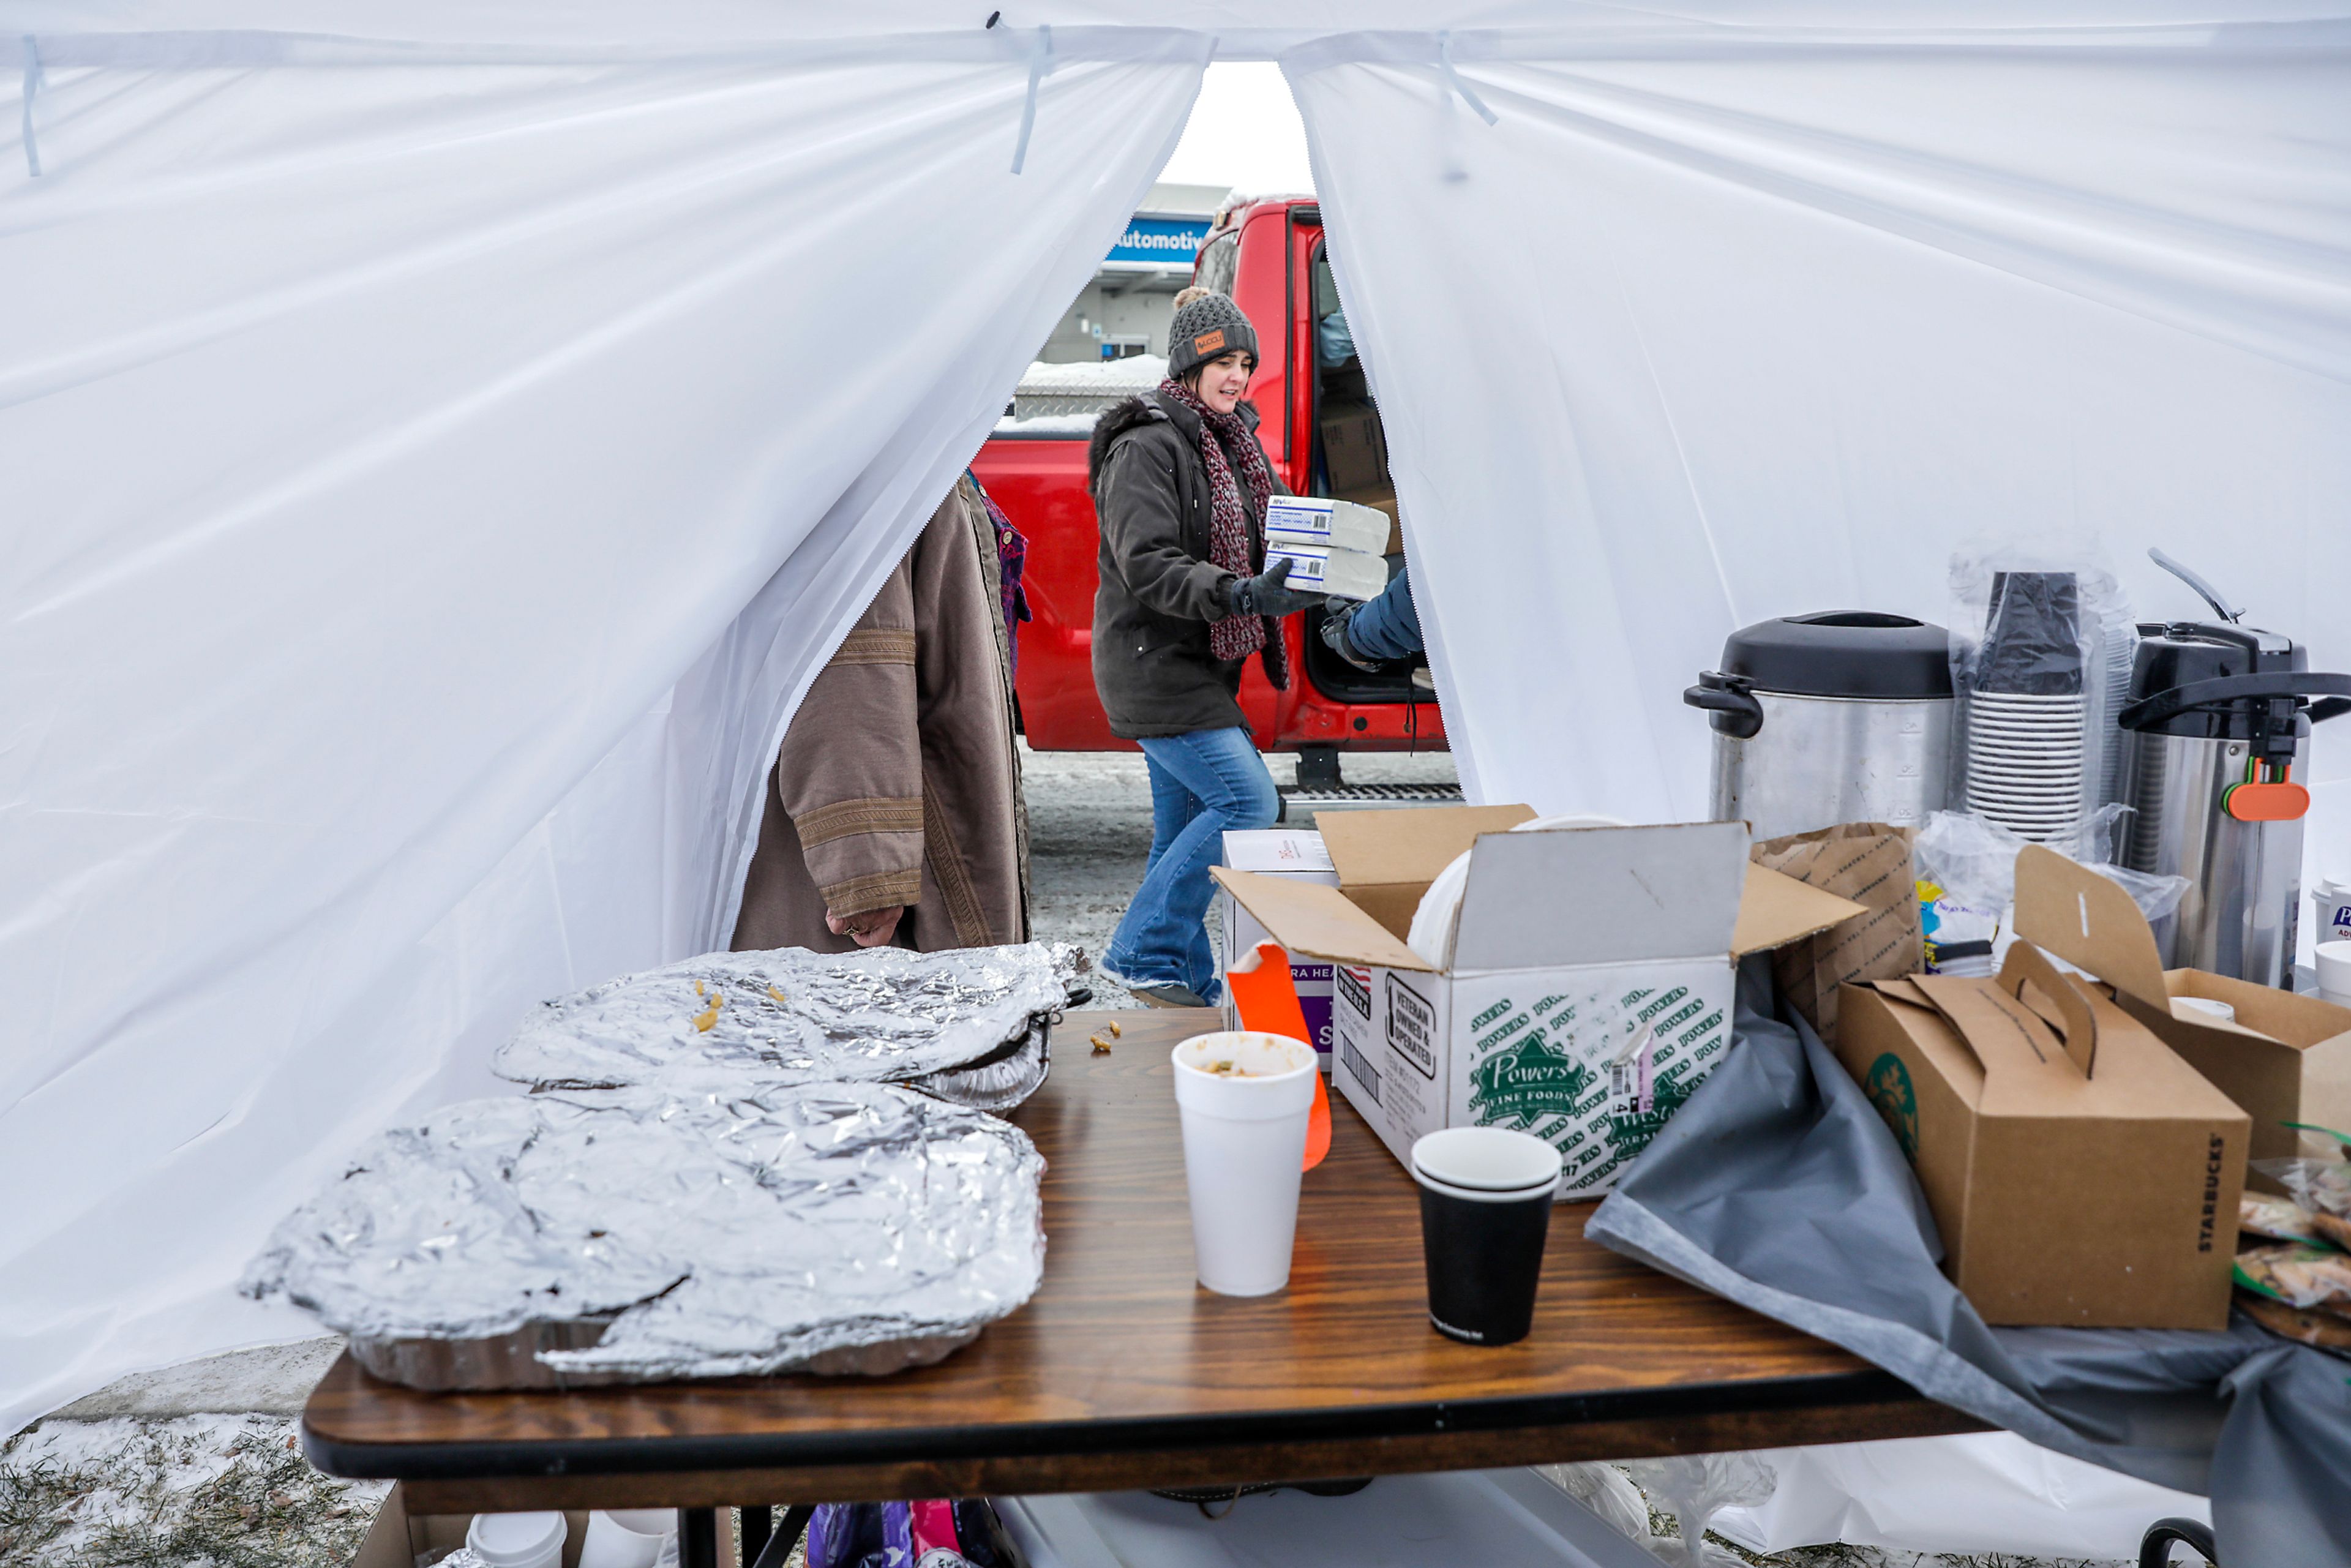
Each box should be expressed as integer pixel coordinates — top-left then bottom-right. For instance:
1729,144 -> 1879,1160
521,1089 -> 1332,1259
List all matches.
1438,32 -> 1499,127
19,34 -> 42,177
1010,23 -> 1054,175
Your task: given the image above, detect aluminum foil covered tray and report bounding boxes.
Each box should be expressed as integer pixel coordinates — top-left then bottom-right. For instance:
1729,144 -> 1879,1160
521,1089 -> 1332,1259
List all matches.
492,942 -> 1081,1109
241,1082 -> 1045,1389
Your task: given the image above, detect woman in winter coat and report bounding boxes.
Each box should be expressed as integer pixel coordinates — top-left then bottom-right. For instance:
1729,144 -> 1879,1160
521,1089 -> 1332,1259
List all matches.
1087,288 -> 1318,1007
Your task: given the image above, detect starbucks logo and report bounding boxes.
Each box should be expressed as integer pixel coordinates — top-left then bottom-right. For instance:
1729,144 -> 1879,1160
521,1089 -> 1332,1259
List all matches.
1468,1033 -> 1592,1127
1864,1052 -> 1919,1160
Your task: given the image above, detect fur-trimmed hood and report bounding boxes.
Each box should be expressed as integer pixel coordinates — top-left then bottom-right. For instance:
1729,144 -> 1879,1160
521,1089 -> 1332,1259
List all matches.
1086,392 -> 1169,495
1086,389 -> 1263,494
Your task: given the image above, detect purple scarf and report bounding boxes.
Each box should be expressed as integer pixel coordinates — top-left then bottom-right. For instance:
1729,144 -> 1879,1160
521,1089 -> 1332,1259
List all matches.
1157,378 -> 1286,688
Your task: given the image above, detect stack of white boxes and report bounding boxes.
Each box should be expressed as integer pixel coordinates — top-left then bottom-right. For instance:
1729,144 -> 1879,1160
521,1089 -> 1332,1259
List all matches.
1218,828 -> 1343,1070
1262,495 -> 1391,602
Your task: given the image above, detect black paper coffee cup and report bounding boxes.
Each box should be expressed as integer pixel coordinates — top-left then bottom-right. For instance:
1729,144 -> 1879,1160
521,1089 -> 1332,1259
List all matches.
1410,1128 -> 1562,1348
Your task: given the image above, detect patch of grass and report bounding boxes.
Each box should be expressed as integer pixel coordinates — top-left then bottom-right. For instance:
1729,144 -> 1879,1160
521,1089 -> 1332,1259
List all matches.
1,1419 -> 383,1568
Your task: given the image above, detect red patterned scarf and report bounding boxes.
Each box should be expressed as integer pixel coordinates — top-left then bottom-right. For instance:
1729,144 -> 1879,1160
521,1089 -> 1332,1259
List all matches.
1157,378 -> 1284,685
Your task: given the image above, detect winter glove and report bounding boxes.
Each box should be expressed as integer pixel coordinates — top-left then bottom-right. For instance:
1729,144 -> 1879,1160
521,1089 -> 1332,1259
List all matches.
1227,557 -> 1318,618
1318,598 -> 1381,670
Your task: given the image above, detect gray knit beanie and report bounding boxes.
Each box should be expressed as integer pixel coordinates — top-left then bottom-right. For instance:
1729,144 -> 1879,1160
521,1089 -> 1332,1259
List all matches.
1166,290 -> 1259,377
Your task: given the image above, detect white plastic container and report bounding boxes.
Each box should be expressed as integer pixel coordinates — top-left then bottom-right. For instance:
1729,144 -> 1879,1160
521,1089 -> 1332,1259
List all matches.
2312,880 -> 2351,955
466,1511 -> 568,1568
2316,940 -> 2351,1007
580,1509 -> 677,1568
2170,996 -> 2238,1025
1171,1031 -> 1318,1297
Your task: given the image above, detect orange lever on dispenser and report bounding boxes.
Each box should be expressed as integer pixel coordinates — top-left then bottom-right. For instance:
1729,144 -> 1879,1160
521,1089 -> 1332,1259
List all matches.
1226,940 -> 1331,1171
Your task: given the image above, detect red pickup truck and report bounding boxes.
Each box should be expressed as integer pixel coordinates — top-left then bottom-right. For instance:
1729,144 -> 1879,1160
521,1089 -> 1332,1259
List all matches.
973,197 -> 1445,776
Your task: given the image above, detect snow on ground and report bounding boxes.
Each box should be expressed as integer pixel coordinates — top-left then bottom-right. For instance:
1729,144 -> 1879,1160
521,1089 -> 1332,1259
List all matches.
0,1414 -> 386,1566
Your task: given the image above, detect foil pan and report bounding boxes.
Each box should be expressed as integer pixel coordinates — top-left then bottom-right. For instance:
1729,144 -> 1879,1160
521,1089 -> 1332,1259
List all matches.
492,942 -> 1082,1109
241,1082 -> 1045,1389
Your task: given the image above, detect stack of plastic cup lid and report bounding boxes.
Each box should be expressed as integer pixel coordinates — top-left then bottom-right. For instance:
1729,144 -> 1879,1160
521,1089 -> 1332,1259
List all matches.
1964,689 -> 2088,842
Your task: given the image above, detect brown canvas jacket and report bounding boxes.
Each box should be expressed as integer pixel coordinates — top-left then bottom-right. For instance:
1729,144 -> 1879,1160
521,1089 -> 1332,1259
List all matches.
730,480 -> 1026,954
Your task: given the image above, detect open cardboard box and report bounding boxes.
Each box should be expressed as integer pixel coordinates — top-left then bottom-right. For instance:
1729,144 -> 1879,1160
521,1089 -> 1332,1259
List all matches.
1212,808 -> 1864,1199
350,1484 -> 598,1567
2012,844 -> 2351,1186
1835,850 -> 2252,1330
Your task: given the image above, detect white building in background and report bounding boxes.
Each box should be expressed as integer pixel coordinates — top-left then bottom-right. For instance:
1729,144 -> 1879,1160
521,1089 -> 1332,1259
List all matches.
1035,182 -> 1227,364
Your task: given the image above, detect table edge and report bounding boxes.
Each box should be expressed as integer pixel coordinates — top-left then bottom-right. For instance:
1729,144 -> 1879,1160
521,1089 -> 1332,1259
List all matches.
302,1360 -> 1940,1482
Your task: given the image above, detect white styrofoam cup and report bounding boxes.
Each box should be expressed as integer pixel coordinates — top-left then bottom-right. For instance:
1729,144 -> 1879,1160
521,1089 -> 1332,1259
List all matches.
467,1512 -> 568,1568
580,1509 -> 677,1568
1172,1031 -> 1319,1296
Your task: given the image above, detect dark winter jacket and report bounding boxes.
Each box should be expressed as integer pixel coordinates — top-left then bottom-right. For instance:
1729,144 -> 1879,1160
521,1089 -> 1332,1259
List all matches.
1087,391 -> 1289,739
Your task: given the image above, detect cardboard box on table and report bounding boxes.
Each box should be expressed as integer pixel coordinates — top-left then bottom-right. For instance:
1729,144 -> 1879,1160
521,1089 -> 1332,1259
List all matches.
1213,808 -> 1865,1200
351,1484 -> 598,1567
1835,850 -> 2252,1329
1218,828 -> 1342,1067
1751,823 -> 1922,1047
2010,844 -> 2351,1187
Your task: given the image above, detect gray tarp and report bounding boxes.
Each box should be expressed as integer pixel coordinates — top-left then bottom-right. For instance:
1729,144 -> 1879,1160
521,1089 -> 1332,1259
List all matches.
1586,958 -> 2351,1567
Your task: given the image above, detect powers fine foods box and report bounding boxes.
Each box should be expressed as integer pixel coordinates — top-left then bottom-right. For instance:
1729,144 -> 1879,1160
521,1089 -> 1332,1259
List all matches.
1219,828 -> 1342,1068
1212,810 -> 1862,1199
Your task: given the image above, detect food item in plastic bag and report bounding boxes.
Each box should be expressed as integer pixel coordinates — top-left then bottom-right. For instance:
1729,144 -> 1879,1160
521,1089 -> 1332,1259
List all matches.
2256,1154 -> 2351,1219
2241,1191 -> 2323,1243
1911,808 -> 2189,975
1621,1452 -> 1777,1566
2233,1242 -> 2351,1312
2237,1292 -> 2351,1359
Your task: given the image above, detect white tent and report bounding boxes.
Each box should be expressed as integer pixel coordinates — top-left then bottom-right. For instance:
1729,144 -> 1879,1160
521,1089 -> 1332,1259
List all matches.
5,2 -> 2347,1438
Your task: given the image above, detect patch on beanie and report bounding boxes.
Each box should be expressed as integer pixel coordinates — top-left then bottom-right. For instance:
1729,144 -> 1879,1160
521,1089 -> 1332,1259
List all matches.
1192,328 -> 1227,357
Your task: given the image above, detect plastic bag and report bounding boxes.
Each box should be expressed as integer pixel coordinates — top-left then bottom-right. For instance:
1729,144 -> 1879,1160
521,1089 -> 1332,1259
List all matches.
1621,1452 -> 1777,1566
1911,808 -> 2189,975
1533,1462 -> 1651,1544
1947,544 -> 2137,842
2235,1242 -> 2351,1311
2256,1157 -> 2351,1222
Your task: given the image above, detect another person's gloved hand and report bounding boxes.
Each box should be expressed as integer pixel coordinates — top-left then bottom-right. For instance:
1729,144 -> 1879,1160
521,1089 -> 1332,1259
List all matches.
1227,557 -> 1318,618
1318,596 -> 1381,670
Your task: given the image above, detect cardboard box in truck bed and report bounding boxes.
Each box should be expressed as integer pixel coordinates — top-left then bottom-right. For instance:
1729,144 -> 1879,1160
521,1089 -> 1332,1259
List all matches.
2009,844 -> 2351,1187
1213,809 -> 1864,1199
1836,927 -> 2249,1329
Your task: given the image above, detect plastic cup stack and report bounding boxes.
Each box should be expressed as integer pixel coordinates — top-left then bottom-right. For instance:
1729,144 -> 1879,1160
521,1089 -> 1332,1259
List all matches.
1964,570 -> 2089,844
1171,1030 -> 1319,1297
2317,942 -> 2351,1009
580,1509 -> 678,1568
466,1512 -> 568,1568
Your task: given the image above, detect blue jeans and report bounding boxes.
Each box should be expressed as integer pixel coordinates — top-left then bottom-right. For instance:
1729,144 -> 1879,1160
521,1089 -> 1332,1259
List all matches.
1348,563 -> 1423,662
1104,726 -> 1280,1002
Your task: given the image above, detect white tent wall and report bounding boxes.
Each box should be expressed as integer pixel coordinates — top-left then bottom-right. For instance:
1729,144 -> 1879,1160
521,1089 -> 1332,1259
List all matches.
0,28 -> 1206,1435
5,0 -> 2349,1449
1286,22 -> 2351,829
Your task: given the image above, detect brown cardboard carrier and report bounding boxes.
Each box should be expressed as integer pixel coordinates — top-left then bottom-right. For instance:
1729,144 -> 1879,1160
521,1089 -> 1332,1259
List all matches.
2008,845 -> 2351,1185
1837,849 -> 2258,1330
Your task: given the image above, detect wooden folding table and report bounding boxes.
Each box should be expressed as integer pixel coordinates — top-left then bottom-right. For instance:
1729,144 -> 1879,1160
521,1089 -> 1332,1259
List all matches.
304,1008 -> 1981,1564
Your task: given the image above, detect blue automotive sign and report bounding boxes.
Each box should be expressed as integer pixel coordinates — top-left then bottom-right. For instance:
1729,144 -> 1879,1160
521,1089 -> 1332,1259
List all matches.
1106,216 -> 1209,268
